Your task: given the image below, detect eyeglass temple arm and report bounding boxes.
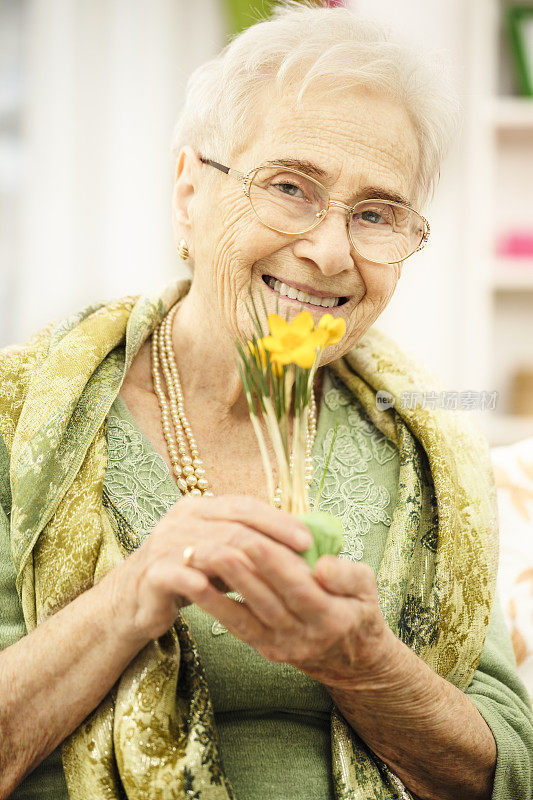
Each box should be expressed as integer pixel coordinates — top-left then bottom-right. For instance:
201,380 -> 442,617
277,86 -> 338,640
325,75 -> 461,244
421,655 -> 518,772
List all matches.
198,156 -> 244,182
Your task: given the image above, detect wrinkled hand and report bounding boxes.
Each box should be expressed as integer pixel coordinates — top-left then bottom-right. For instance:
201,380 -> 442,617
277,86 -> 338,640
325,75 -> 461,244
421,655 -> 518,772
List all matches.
183,526 -> 397,689
108,494 -> 313,645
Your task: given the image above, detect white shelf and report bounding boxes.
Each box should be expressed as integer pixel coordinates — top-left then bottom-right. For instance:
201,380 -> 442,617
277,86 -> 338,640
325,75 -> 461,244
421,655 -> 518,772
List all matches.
489,97 -> 533,130
463,0 -> 533,423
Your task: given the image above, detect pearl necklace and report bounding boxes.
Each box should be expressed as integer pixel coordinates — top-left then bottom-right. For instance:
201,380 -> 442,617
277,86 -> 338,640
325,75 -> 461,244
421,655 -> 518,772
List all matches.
150,301 -> 318,507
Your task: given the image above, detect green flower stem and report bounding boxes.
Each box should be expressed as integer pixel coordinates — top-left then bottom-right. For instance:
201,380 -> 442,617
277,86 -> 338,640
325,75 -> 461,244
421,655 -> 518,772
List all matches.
302,406 -> 311,513
306,349 -> 322,404
249,412 -> 275,505
246,289 -> 265,338
284,366 -> 294,416
263,397 -> 291,508
235,342 -> 267,412
312,422 -> 339,511
292,411 -> 303,514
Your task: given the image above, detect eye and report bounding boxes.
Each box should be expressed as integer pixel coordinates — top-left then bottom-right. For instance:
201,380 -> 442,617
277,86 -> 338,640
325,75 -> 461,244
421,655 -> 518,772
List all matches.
352,203 -> 395,227
272,181 -> 305,199
360,210 -> 385,224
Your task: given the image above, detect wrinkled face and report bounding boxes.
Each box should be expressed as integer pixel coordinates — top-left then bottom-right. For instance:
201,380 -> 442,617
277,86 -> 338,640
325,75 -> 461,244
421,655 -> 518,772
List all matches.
173,86 -> 420,364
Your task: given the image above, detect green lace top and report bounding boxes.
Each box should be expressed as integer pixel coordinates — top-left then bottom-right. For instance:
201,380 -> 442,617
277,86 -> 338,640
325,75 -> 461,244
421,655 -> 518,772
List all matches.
1,366 -> 532,798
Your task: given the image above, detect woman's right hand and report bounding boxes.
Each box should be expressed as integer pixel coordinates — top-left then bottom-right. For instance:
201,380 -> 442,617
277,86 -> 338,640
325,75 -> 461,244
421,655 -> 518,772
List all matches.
107,494 -> 313,645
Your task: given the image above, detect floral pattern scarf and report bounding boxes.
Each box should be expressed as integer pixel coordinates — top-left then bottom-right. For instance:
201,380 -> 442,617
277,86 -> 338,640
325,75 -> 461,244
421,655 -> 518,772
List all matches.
0,278 -> 498,800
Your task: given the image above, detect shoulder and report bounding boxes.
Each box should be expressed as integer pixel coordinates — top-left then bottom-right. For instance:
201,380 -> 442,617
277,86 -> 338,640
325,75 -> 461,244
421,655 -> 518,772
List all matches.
0,319 -> 57,449
343,326 -> 444,388
0,292 -> 140,449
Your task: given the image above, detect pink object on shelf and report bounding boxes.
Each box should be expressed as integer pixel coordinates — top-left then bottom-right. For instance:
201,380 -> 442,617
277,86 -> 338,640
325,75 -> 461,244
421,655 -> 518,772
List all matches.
497,232 -> 533,259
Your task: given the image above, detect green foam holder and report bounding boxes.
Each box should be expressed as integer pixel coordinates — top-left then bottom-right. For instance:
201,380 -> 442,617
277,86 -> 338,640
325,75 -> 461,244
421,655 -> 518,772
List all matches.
296,511 -> 344,569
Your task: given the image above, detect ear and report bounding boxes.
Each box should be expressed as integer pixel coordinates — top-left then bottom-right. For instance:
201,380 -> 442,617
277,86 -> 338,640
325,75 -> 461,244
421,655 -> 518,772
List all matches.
172,146 -> 202,245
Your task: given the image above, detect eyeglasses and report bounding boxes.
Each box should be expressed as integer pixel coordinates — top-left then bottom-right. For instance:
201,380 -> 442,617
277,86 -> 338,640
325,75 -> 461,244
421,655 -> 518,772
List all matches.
199,156 -> 430,265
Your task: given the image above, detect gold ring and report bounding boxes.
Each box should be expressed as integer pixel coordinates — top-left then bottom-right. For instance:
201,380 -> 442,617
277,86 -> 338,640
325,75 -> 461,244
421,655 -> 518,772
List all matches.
182,545 -> 196,567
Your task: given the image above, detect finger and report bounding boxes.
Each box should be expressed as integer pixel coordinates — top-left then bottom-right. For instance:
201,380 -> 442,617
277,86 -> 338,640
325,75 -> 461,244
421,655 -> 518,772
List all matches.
152,562 -> 209,600
185,578 -> 266,643
184,542 -> 258,579
212,553 -> 293,629
192,494 -> 313,551
314,556 -> 378,599
241,536 -> 331,621
188,540 -> 291,627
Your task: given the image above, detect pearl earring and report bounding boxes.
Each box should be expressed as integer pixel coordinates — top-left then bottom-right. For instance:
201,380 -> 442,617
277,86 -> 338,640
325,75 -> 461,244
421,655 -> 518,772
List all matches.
177,239 -> 190,260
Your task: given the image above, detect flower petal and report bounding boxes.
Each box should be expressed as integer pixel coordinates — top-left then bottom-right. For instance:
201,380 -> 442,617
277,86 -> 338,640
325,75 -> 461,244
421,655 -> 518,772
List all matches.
265,351 -> 285,376
251,339 -> 271,368
317,313 -> 334,330
289,310 -> 315,337
262,335 -> 284,354
325,320 -> 346,345
291,343 -> 320,369
267,314 -> 288,338
313,328 -> 330,348
317,314 -> 346,346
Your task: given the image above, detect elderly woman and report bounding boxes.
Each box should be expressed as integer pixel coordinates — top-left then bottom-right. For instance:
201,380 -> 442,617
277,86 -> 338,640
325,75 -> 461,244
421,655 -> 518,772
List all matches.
0,3 -> 532,800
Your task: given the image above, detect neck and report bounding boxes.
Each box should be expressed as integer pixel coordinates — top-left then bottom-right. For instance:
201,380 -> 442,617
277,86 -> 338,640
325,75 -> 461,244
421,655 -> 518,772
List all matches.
168,286 -> 251,426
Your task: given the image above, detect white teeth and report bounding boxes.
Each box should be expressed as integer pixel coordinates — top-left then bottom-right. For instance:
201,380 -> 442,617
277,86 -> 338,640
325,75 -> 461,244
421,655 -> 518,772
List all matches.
265,275 -> 340,308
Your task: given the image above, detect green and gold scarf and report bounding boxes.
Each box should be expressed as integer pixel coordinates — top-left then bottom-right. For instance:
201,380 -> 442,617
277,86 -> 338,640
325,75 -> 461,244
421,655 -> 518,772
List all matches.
0,278 -> 498,800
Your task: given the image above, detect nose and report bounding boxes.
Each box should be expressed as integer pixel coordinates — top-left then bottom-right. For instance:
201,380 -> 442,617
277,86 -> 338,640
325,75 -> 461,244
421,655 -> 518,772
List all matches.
291,203 -> 354,277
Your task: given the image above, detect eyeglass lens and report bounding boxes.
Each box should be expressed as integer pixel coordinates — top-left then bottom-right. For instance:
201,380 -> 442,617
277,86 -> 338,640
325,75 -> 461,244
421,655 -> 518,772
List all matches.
248,166 -> 425,263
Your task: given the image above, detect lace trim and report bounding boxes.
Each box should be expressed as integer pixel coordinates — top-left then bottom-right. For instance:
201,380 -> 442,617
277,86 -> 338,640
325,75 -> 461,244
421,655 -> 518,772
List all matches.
310,372 -> 397,561
104,406 -> 179,548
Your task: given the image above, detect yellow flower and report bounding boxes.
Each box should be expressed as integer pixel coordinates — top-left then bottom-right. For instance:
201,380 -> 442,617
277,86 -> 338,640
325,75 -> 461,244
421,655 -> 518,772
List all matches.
267,310 -> 314,339
247,338 -> 283,377
262,311 -> 321,370
247,338 -> 267,367
315,313 -> 346,347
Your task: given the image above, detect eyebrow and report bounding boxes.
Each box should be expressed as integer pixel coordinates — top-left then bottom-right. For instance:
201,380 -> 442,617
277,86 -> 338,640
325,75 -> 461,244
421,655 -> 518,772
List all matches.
264,158 -> 329,181
355,186 -> 413,208
263,158 -> 413,208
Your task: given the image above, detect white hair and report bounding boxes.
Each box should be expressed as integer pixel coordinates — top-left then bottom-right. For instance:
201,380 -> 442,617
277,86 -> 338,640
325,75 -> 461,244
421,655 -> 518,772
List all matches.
171,0 -> 461,209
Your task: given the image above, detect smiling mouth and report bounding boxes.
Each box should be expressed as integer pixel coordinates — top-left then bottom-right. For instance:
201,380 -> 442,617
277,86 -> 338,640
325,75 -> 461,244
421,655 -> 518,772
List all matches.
261,274 -> 349,308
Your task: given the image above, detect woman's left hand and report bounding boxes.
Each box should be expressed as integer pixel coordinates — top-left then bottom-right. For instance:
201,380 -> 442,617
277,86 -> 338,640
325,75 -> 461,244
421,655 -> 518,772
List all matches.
182,531 -> 399,689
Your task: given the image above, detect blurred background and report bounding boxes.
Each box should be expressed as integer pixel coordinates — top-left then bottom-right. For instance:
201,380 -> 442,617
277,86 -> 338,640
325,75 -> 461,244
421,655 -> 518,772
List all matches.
1,0 -> 533,445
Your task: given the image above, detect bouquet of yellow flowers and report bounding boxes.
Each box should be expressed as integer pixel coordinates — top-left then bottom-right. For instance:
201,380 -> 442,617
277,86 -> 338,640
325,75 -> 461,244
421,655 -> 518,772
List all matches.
235,290 -> 346,567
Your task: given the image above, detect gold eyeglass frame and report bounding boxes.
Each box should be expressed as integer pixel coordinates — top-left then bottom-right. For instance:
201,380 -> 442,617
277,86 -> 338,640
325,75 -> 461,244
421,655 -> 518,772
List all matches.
199,155 -> 430,265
